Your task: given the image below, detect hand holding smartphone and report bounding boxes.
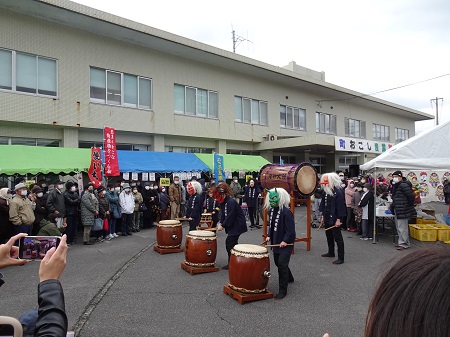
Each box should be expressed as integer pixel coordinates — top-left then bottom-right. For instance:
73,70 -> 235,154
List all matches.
19,236 -> 61,260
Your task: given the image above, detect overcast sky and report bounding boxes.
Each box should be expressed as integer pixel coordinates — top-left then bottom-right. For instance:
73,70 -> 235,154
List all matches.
74,0 -> 450,134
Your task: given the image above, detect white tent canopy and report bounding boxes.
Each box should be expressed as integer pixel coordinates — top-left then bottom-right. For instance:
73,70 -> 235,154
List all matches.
361,120 -> 450,171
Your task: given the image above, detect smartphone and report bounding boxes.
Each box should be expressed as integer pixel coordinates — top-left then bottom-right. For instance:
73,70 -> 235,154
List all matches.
0,316 -> 22,337
19,236 -> 61,260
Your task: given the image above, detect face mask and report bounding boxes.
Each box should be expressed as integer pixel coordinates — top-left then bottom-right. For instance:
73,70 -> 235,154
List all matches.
133,189 -> 137,194
361,179 -> 366,183
211,181 -> 215,184
41,184 -> 46,188
339,176 -> 344,180
120,183 -> 124,187
6,194 -> 12,199
349,184 -> 354,188
115,187 -> 121,192
393,177 -> 399,183
363,187 -> 368,192
57,184 -> 64,190
268,189 -> 280,208
145,186 -> 150,190
174,181 -> 179,185
125,188 -> 131,193
88,188 -> 93,192
131,183 -> 136,187
37,192 -> 44,198
162,188 -> 166,192
20,190 -> 28,196
187,183 -> 195,195
102,191 -> 107,195
55,218 -> 60,224
233,180 -> 238,183
71,186 -> 76,192
153,186 -> 158,190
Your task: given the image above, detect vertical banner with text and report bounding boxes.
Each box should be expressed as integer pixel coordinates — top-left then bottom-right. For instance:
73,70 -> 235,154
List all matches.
88,147 -> 103,188
104,127 -> 120,176
213,153 -> 225,181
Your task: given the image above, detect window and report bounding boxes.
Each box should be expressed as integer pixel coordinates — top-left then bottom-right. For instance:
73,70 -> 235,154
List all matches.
395,128 -> 409,143
316,112 -> 337,135
373,124 -> 390,141
89,67 -> 152,110
5,137 -> 60,147
234,96 -> 268,126
345,118 -> 366,138
0,48 -> 57,96
174,84 -> 218,118
280,105 -> 306,130
165,146 -> 213,153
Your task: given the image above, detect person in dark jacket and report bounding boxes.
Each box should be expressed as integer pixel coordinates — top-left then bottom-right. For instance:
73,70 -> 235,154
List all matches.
0,188 -> 13,244
158,187 -> 170,221
63,181 -> 80,245
142,182 -> 156,228
96,186 -> 110,241
37,214 -> 65,236
243,179 -> 261,228
264,188 -> 296,300
205,189 -> 220,227
359,183 -> 375,240
319,172 -> 347,265
106,184 -> 119,238
185,181 -> 203,231
31,186 -> 48,236
443,176 -> 450,205
214,182 -> 248,269
46,179 -> 66,227
390,170 -> 416,250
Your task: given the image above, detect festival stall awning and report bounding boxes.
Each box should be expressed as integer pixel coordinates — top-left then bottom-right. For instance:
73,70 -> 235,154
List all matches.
116,151 -> 210,173
194,154 -> 270,172
0,145 -> 91,175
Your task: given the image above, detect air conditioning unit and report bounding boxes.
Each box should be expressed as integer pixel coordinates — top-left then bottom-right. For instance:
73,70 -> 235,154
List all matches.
267,134 -> 278,141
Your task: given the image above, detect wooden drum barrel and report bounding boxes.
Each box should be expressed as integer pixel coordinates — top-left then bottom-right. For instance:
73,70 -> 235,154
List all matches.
228,244 -> 271,294
156,220 -> 182,249
184,230 -> 217,267
259,162 -> 317,196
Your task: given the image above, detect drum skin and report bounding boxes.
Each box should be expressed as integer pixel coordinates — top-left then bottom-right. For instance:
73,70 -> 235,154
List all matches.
185,231 -> 217,267
259,162 -> 317,196
156,220 -> 182,248
228,244 -> 270,294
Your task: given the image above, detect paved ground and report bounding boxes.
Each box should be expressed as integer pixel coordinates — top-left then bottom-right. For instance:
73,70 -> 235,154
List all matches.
1,202 -> 447,337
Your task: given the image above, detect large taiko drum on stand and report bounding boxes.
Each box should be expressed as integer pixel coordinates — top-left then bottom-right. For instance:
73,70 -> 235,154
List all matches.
184,230 -> 217,267
156,220 -> 182,249
259,163 -> 317,196
228,244 -> 271,294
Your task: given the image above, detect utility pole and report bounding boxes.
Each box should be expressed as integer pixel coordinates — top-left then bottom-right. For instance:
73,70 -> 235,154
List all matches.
232,29 -> 252,53
430,97 -> 443,125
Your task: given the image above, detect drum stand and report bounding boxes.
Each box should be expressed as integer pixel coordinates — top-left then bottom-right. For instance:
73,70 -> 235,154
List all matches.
153,245 -> 183,254
181,262 -> 219,275
223,285 -> 273,305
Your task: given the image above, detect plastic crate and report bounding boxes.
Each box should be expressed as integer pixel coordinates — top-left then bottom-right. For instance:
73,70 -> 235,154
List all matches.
416,218 -> 437,224
409,224 -> 437,242
427,224 -> 450,241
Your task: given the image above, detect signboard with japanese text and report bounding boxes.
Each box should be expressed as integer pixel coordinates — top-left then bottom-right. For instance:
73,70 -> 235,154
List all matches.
335,136 -> 393,154
160,178 -> 170,186
103,127 -> 120,176
88,147 -> 103,188
213,153 -> 225,181
141,172 -> 148,181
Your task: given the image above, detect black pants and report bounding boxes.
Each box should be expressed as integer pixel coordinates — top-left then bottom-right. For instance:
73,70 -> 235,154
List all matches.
248,207 -> 256,226
274,253 -> 293,295
121,213 -> 133,234
325,225 -> 345,260
346,207 -> 356,229
225,235 -> 240,262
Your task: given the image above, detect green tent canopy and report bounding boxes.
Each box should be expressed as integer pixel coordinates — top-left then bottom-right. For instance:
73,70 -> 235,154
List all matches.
0,145 -> 91,175
194,154 -> 270,172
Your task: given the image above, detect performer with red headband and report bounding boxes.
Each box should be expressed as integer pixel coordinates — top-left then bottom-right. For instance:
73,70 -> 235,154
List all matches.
213,182 -> 247,270
185,181 -> 204,231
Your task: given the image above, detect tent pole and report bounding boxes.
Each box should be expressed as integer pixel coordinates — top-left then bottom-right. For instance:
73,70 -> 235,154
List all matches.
372,168 -> 377,244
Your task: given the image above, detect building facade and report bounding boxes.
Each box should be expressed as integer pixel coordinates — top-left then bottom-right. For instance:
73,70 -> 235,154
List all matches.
0,0 -> 433,174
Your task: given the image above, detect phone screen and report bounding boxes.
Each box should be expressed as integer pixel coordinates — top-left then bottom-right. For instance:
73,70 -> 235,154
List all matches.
19,236 -> 61,260
0,324 -> 13,337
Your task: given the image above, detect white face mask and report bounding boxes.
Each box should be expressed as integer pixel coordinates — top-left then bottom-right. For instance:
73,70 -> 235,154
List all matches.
133,189 -> 137,194
20,189 -> 28,196
363,187 -> 368,192
153,186 -> 158,190
41,184 -> 46,188
102,191 -> 107,195
120,183 -> 124,187
145,186 -> 150,190
349,184 -> 354,188
361,179 -> 366,183
233,180 -> 238,183
6,194 -> 12,199
162,188 -> 166,192
57,184 -> 64,190
393,177 -> 399,183
71,186 -> 76,192
37,192 -> 44,198
115,187 -> 121,192
339,176 -> 344,180
174,181 -> 179,185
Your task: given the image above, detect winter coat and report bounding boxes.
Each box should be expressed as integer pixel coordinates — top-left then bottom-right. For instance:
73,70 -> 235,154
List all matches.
351,190 -> 363,210
444,180 -> 450,194
133,192 -> 143,212
186,193 -> 203,227
158,191 -> 170,211
119,191 -> 134,214
63,190 -> 80,216
9,194 -> 35,226
314,183 -> 323,199
0,198 -> 13,243
391,179 -> 416,219
168,183 -> 182,204
319,188 -> 347,226
243,186 -> 261,207
46,189 -> 66,217
359,190 -> 375,221
37,219 -> 64,236
33,196 -> 49,227
80,191 -> 98,226
230,181 -> 242,198
344,181 -> 355,207
219,196 -> 247,236
106,190 -> 120,218
268,207 -> 296,254
97,194 -> 111,219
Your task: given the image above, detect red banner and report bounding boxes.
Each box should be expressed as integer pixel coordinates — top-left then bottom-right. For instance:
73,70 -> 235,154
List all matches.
88,147 -> 103,188
103,127 -> 120,176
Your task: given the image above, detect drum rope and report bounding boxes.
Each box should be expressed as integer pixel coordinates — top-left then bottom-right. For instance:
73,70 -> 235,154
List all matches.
227,283 -> 268,294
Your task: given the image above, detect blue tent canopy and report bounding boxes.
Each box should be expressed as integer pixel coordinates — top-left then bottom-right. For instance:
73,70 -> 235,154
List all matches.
116,151 -> 210,173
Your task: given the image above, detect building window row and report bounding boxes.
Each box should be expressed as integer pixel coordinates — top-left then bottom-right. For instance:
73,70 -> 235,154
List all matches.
0,137 -> 60,147
395,128 -> 409,143
234,96 -> 268,126
165,146 -> 213,153
90,67 -> 152,110
280,105 -> 306,130
0,48 -> 57,97
174,84 -> 218,118
373,123 -> 390,141
79,141 -> 151,151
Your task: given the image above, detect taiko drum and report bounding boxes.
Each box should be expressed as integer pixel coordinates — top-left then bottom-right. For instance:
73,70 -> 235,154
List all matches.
228,244 -> 271,294
184,230 -> 217,267
156,220 -> 182,249
259,162 -> 317,196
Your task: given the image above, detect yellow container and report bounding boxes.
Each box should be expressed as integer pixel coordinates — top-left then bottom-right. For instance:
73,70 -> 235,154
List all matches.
416,218 -> 437,224
427,224 -> 450,241
409,224 -> 437,242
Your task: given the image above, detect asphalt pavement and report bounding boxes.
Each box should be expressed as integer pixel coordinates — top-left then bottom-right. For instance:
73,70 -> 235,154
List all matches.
1,202 -> 447,337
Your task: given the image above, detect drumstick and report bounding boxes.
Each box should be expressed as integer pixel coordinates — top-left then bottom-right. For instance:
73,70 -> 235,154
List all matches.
264,243 -> 294,247
176,217 -> 190,221
202,227 -> 219,231
325,225 -> 338,231
317,220 -> 324,231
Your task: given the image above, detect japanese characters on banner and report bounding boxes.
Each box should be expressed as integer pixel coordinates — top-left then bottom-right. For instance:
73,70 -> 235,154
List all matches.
88,147 -> 103,188
160,178 -> 170,186
334,136 -> 394,154
103,127 -> 120,176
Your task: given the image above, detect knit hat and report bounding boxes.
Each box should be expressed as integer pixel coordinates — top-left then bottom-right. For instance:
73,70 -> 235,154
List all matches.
392,170 -> 403,177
